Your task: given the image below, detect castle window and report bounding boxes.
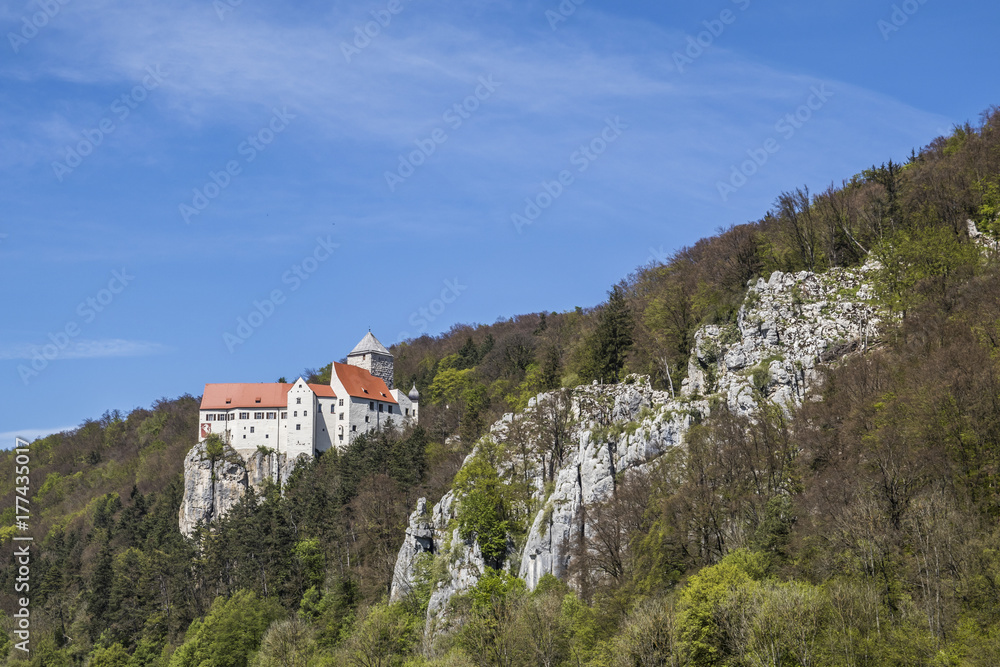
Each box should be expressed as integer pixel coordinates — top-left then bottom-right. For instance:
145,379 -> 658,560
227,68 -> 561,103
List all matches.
243,435 -> 246,439
339,413 -> 344,420
303,410 -> 308,417
330,405 -> 335,414
405,409 -> 409,416
365,416 -> 370,423
352,425 -> 357,432
206,415 -> 215,422
378,404 -> 383,413
387,406 -> 393,414
296,397 -> 302,405
293,411 -> 298,417
339,399 -> 344,406
266,412 -> 276,419
239,412 -> 249,419
250,427 -> 255,434
254,412 -> 264,419
369,401 -> 374,410
296,424 -> 301,431
281,411 -> 287,419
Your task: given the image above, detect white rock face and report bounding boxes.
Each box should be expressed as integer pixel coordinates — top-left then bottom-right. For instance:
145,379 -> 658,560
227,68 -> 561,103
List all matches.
178,442 -> 296,537
391,263 -> 880,625
519,380 -> 691,591
389,487 -> 506,636
682,262 -> 880,414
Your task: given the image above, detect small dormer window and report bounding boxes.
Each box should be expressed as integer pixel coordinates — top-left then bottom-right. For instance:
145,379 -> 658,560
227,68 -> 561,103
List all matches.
226,399 -> 232,405
255,398 -> 262,404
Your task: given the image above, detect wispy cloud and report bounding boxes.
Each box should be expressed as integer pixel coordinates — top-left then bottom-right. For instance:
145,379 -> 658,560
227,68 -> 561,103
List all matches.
1,1 -> 947,171
0,426 -> 76,447
0,339 -> 171,361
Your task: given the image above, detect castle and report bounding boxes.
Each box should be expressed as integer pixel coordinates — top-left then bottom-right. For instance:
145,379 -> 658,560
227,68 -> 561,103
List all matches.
197,332 -> 419,461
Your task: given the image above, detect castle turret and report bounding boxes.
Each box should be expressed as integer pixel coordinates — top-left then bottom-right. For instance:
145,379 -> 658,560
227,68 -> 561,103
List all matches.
346,331 -> 394,389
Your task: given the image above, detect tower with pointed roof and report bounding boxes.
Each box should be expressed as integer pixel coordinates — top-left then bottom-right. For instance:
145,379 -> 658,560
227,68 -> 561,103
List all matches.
346,331 -> 395,389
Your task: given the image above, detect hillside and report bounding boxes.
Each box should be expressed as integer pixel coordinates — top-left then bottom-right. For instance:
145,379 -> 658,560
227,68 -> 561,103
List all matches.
1,106 -> 999,666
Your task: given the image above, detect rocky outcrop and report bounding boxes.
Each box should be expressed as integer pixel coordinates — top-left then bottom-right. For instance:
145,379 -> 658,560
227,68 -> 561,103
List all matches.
683,263 -> 880,414
519,380 -> 691,590
391,264 -> 881,626
178,443 -> 296,538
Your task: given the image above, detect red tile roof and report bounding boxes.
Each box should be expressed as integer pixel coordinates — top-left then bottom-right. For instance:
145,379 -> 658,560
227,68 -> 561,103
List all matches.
200,382 -> 337,409
332,362 -> 398,403
310,384 -> 336,398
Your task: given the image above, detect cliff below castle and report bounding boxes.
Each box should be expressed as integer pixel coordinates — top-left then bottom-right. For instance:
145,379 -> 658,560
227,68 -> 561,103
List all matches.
178,442 -> 296,537
389,262 -> 880,631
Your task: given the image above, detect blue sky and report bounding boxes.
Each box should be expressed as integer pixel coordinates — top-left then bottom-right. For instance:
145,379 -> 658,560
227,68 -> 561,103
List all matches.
1,0 -> 996,444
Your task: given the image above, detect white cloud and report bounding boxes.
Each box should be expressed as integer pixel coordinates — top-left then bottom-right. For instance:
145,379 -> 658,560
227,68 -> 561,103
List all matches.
0,0 -> 953,237
0,339 -> 171,360
0,426 -> 76,447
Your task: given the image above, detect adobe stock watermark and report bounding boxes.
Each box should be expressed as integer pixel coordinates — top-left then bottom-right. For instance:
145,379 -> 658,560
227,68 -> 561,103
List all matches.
12,436 -> 32,655
16,269 -> 135,385
716,84 -> 834,202
340,0 -> 413,63
512,117 -> 627,234
179,107 -> 296,224
672,0 -> 751,74
385,75 -> 502,192
214,0 -> 245,21
877,0 -> 930,41
396,279 -> 468,342
52,65 -> 168,182
545,0 -> 585,30
647,246 -> 670,265
223,236 -> 340,353
7,0 -> 70,54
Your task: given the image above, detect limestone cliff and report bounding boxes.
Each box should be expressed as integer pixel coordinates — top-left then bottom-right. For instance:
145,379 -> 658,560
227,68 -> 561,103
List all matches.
178,442 -> 298,537
389,262 -> 881,626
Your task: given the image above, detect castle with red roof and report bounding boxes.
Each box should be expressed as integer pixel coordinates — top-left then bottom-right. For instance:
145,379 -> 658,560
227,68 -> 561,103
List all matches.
198,332 -> 419,460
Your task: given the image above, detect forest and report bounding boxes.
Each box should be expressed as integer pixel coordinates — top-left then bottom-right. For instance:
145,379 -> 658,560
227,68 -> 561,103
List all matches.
1,105 -> 999,665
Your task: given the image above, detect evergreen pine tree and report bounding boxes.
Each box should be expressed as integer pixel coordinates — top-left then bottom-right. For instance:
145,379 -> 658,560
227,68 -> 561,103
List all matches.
586,285 -> 634,383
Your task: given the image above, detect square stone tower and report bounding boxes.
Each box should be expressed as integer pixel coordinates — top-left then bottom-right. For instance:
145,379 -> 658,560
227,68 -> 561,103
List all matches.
346,331 -> 394,389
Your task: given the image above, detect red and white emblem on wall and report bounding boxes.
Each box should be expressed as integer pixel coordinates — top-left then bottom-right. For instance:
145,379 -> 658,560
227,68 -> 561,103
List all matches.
201,423 -> 212,438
